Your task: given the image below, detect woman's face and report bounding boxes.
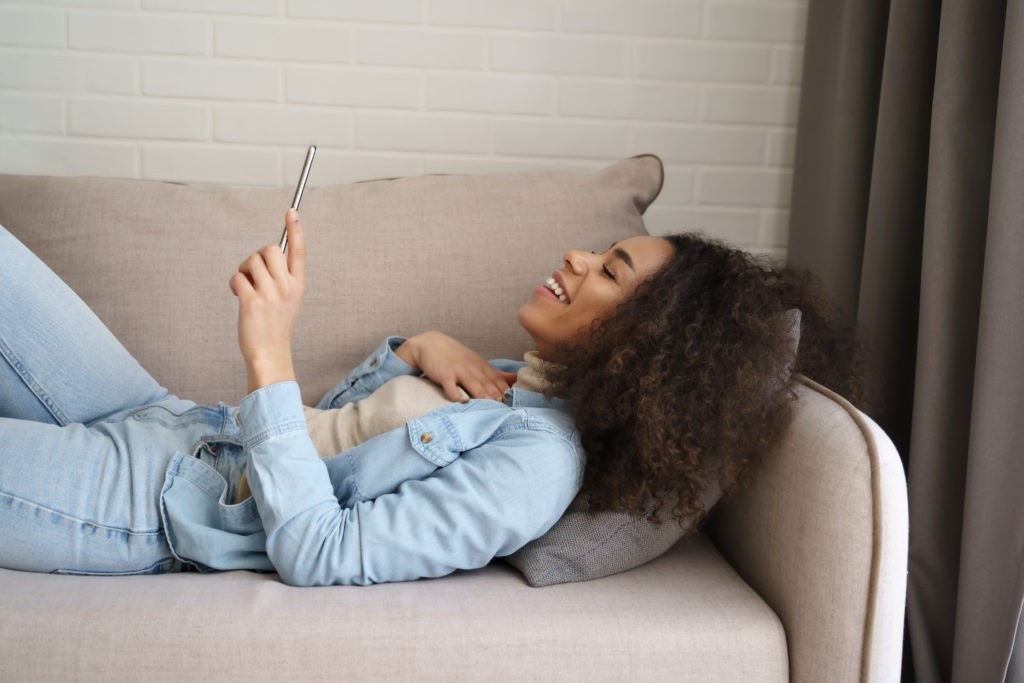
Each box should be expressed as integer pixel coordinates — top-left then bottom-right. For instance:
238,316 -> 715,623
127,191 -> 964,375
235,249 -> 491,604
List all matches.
517,235 -> 674,361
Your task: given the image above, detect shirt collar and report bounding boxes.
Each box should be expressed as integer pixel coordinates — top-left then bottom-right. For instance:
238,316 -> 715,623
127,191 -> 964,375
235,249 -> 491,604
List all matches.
502,387 -> 569,412
505,351 -> 568,411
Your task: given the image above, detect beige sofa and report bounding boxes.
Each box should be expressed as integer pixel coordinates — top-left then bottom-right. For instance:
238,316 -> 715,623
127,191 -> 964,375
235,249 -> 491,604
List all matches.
0,157 -> 908,682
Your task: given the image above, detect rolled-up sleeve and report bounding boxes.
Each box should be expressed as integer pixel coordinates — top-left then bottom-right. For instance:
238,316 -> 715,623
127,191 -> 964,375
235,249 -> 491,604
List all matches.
315,337 -> 418,409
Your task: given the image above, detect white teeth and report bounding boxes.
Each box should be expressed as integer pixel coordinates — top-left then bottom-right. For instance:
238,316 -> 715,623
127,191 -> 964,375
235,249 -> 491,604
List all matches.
545,277 -> 567,302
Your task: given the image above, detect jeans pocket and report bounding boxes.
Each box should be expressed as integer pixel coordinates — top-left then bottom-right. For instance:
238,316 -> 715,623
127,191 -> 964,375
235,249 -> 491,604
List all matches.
130,403 -> 221,429
52,556 -> 178,576
191,437 -> 245,503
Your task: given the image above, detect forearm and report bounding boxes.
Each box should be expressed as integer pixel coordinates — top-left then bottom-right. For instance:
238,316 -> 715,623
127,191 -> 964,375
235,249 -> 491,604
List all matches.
237,337 -> 414,504
242,390 -> 583,586
232,209 -> 305,394
240,382 -> 332,522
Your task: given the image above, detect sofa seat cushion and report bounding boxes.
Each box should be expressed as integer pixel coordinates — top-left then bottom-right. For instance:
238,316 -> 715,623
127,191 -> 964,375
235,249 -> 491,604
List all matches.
0,534 -> 786,682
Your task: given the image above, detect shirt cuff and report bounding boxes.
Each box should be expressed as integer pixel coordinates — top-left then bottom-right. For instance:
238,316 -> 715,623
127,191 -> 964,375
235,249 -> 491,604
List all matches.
373,336 -> 418,382
239,381 -> 308,451
330,337 -> 418,403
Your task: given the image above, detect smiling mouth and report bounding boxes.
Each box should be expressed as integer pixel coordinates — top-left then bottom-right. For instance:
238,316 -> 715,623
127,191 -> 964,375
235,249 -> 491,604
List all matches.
544,276 -> 569,303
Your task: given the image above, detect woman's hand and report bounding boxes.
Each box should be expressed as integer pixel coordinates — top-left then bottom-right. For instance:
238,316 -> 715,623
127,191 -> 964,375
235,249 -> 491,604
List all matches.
230,209 -> 306,393
395,331 -> 518,402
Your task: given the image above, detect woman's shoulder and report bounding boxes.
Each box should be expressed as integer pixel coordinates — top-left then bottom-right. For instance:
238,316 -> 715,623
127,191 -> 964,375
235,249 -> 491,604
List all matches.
448,390 -> 576,439
402,398 -> 583,487
457,403 -> 584,484
425,395 -> 579,452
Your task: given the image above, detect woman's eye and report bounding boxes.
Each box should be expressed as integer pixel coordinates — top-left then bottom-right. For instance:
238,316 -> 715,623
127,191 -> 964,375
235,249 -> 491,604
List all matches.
602,265 -> 616,281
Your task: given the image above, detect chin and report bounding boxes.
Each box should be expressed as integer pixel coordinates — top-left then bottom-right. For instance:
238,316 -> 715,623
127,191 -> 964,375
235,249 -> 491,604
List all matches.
516,306 -> 543,349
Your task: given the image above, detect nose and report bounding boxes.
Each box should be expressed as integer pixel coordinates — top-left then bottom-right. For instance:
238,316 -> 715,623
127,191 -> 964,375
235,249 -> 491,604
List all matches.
563,249 -> 591,274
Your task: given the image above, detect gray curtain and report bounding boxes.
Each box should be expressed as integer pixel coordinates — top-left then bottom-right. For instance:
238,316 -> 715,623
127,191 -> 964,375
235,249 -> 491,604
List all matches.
787,0 -> 1024,681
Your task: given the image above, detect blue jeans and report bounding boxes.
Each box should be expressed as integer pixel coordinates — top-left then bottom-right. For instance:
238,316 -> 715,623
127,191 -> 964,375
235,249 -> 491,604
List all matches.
0,224 -> 239,574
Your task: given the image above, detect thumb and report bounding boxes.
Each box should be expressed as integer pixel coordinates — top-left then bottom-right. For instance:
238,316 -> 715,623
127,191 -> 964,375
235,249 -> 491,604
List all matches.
285,209 -> 306,281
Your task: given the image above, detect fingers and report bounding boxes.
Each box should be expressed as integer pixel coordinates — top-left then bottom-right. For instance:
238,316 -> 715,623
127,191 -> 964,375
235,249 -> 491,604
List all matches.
232,210 -> 305,296
407,331 -> 516,403
440,378 -> 466,403
455,367 -> 514,402
285,209 -> 306,283
436,367 -> 506,402
241,250 -> 275,290
260,243 -> 289,283
229,271 -> 251,298
491,376 -> 513,398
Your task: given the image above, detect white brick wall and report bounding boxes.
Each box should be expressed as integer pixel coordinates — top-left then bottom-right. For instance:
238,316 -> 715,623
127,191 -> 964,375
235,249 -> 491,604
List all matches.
0,0 -> 807,255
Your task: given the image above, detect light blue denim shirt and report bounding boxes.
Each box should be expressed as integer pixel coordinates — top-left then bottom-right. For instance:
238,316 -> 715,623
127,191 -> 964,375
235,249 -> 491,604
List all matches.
159,338 -> 585,586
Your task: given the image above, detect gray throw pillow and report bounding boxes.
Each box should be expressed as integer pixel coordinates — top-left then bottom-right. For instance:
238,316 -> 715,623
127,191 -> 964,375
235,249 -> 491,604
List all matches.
505,481 -> 723,587
504,309 -> 801,587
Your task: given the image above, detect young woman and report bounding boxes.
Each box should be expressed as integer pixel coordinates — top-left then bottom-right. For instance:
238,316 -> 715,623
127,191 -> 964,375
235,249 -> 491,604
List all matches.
0,210 -> 863,585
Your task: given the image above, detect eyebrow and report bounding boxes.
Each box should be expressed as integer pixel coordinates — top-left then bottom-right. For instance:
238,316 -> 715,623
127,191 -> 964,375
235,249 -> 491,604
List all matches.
608,243 -> 636,273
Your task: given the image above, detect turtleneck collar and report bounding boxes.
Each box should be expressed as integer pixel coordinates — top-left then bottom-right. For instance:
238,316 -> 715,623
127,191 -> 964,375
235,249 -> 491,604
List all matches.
512,351 -> 563,396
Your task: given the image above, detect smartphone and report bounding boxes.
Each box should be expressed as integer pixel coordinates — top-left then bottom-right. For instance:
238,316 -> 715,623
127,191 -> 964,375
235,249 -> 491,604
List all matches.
279,144 -> 317,252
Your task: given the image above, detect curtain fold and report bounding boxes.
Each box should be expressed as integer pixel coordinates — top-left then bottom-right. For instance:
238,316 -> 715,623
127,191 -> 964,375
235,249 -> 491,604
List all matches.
855,0 -> 937,459
907,0 -> 1005,680
788,0 -> 1024,680
951,1 -> 1024,678
786,0 -> 890,320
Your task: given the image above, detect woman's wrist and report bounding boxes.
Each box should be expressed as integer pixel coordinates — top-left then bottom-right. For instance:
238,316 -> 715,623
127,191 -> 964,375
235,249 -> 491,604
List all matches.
393,335 -> 421,370
245,353 -> 296,393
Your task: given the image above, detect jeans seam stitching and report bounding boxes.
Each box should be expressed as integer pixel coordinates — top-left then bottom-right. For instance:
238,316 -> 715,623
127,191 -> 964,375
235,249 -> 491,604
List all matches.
0,331 -> 70,425
0,490 -> 163,537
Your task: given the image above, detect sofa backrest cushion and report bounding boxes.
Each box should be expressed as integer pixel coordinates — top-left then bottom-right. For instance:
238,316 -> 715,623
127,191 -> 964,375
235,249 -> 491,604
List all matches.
0,155 -> 662,406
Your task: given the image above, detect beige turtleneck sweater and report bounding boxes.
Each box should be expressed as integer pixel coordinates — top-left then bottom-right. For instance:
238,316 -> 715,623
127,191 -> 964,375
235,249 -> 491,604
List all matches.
234,352 -> 556,502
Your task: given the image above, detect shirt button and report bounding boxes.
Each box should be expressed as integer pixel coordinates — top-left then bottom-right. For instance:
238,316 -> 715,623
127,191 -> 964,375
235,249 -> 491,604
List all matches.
233,408 -> 241,425
420,432 -> 433,444
370,358 -> 378,367
502,393 -> 512,405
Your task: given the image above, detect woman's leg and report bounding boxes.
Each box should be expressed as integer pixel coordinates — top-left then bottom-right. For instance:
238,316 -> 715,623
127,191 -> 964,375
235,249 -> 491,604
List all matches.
0,416 -> 178,574
0,225 -> 169,425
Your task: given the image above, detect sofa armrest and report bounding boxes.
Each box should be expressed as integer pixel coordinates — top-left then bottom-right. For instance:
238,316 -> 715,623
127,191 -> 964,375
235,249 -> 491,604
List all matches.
706,376 -> 909,683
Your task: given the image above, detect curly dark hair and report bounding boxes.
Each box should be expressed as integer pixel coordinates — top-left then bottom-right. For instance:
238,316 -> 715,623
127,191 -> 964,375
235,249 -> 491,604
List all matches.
545,232 -> 868,531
